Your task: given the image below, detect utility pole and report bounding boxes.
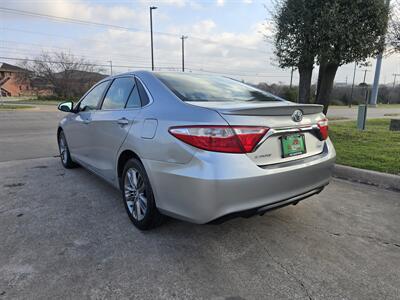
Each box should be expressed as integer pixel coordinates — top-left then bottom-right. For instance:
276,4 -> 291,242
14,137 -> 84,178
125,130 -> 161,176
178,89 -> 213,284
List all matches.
149,6 -> 157,71
393,73 -> 400,88
391,73 -> 400,104
180,35 -> 188,72
349,62 -> 357,107
108,60 -> 113,76
362,69 -> 370,84
369,0 -> 391,106
289,67 -> 294,88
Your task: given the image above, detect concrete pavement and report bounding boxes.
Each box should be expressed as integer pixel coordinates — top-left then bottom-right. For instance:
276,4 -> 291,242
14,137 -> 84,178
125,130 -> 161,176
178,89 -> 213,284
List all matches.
0,157 -> 399,299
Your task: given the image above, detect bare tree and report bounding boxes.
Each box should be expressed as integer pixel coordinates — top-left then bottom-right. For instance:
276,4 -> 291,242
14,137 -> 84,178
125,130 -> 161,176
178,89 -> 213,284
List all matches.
18,52 -> 106,99
388,0 -> 400,53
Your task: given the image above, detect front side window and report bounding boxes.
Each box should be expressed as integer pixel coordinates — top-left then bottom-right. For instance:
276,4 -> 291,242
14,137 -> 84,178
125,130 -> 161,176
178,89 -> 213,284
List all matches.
155,73 -> 284,102
102,77 -> 135,110
79,81 -> 109,111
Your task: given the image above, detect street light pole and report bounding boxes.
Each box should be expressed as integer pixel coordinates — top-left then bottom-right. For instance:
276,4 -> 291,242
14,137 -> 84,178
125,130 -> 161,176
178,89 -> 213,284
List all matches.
108,60 -> 113,76
362,69 -> 369,84
349,62 -> 357,107
149,6 -> 157,71
369,0 -> 391,106
181,35 -> 188,72
393,74 -> 399,88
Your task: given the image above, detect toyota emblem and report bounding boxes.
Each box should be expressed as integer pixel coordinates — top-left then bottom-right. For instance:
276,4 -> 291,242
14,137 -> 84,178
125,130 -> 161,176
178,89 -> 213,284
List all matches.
292,110 -> 303,122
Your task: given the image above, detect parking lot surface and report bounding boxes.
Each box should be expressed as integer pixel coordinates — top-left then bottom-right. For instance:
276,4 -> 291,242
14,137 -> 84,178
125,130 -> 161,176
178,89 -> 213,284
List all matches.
1,157 -> 399,299
0,110 -> 62,162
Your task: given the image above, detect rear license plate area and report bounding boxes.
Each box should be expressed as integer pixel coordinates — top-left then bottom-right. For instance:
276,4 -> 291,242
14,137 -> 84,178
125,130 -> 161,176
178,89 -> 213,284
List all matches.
280,133 -> 306,158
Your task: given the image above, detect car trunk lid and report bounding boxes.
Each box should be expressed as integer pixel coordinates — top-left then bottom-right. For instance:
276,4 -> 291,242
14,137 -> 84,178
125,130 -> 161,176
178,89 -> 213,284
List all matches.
187,101 -> 326,166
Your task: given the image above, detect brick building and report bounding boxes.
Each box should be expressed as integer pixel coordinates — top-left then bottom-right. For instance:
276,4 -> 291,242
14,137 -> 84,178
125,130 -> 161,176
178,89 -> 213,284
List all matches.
0,63 -> 32,97
0,62 -> 53,97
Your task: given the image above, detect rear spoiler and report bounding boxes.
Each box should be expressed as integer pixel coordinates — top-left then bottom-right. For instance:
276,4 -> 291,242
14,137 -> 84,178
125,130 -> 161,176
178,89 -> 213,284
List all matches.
218,104 -> 323,116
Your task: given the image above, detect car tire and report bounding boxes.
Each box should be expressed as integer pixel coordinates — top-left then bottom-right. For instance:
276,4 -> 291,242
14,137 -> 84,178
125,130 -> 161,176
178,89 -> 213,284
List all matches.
122,158 -> 164,230
58,130 -> 77,169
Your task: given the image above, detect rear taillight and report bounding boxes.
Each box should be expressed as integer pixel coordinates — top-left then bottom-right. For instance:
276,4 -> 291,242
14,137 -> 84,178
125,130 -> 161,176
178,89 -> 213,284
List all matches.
168,126 -> 269,153
317,119 -> 329,140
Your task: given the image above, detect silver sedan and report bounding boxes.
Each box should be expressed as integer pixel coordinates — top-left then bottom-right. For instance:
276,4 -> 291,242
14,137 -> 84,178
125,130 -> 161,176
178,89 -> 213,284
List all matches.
57,71 -> 336,230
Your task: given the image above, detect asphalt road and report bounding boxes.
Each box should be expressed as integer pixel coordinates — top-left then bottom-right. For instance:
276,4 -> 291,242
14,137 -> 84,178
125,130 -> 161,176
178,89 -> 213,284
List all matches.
327,106 -> 400,120
0,109 -> 62,162
0,157 -> 399,299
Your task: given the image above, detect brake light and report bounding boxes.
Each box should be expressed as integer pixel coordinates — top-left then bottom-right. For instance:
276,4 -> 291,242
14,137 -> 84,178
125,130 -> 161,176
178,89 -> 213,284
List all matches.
168,126 -> 269,153
317,119 -> 329,140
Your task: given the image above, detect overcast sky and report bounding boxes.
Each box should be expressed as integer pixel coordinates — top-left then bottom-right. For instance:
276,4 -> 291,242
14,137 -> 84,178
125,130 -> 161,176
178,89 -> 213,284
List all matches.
1,0 -> 400,85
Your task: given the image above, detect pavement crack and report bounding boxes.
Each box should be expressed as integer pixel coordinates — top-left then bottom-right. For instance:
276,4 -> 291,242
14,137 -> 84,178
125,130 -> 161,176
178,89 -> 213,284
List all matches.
252,232 -> 313,300
270,215 -> 400,250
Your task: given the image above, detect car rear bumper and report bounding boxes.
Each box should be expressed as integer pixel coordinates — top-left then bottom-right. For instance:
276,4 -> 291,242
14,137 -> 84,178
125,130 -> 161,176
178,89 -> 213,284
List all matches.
143,139 -> 336,224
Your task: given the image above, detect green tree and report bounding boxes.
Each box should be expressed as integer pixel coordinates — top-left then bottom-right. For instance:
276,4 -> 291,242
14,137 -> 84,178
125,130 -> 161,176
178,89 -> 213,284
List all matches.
272,0 -> 389,113
388,0 -> 400,53
315,0 -> 389,113
273,0 -> 321,103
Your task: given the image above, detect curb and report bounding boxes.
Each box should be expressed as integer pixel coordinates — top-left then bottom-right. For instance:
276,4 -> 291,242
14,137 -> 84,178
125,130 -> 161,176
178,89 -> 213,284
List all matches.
333,164 -> 400,192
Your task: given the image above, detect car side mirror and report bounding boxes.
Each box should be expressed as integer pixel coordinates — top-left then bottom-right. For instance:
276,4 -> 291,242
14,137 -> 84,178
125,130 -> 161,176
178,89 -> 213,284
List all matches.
58,101 -> 74,113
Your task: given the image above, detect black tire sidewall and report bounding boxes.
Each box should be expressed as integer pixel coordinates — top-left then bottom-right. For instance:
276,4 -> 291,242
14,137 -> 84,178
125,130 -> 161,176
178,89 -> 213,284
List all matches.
58,131 -> 74,168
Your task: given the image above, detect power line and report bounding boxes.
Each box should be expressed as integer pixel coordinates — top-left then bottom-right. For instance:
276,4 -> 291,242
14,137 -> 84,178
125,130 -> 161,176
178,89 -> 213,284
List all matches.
0,56 -> 292,79
0,45 -> 274,72
1,27 -> 149,50
0,7 -> 272,53
0,38 -> 278,71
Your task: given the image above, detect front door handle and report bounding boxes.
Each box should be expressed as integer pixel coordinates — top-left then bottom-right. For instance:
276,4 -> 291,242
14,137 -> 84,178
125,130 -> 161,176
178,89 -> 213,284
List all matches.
117,118 -> 129,126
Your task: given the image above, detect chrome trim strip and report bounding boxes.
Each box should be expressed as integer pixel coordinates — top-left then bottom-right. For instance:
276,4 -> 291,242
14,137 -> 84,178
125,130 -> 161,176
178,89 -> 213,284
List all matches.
254,125 -> 319,151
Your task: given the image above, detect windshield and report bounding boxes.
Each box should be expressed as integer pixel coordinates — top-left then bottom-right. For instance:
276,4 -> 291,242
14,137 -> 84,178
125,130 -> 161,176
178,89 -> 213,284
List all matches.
155,73 -> 284,102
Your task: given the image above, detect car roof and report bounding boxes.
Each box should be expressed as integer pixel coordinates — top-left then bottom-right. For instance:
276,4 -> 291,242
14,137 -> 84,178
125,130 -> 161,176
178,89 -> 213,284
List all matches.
102,70 -> 227,81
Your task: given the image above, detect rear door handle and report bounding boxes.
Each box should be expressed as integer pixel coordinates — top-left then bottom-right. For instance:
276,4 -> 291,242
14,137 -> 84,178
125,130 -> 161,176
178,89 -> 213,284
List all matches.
117,118 -> 129,126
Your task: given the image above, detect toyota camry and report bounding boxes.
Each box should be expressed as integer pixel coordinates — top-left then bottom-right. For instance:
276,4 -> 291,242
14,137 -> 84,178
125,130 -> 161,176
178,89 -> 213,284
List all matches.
57,71 -> 336,230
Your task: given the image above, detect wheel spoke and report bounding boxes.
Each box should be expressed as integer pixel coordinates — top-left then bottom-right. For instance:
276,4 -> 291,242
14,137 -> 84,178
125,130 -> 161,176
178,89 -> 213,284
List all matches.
137,181 -> 145,193
127,170 -> 136,189
132,171 -> 138,188
126,200 -> 134,214
138,194 -> 147,212
136,198 -> 143,220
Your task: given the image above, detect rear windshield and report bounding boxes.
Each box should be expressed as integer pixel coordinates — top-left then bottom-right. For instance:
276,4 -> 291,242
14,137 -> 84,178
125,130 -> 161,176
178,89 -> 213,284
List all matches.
154,73 -> 283,102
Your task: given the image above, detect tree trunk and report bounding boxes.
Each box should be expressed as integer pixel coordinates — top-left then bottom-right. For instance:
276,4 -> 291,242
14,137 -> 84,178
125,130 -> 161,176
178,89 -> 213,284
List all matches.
316,60 -> 327,102
297,64 -> 313,103
316,63 -> 339,114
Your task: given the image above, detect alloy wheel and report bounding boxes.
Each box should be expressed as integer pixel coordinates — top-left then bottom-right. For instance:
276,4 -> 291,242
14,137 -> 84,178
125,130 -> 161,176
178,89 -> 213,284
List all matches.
124,168 -> 148,221
59,133 -> 68,165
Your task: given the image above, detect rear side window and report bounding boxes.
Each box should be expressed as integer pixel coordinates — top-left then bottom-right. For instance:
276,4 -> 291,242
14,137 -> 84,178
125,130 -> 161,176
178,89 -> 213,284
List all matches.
102,77 -> 135,110
79,80 -> 109,111
135,78 -> 150,106
126,85 -> 141,108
